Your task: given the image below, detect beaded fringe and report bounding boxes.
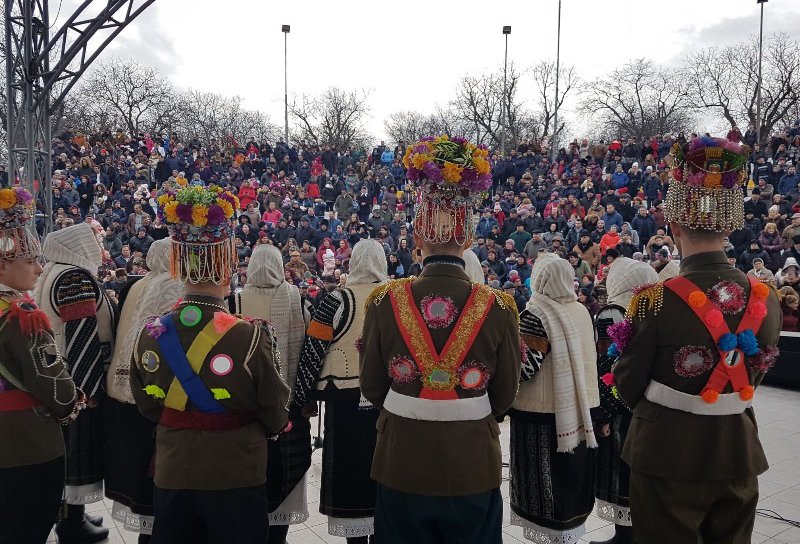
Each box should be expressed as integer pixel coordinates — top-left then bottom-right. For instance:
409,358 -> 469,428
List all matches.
169,238 -> 235,285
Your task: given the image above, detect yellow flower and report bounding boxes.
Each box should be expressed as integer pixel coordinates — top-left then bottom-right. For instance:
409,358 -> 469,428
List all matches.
157,194 -> 173,206
0,189 -> 17,209
402,147 -> 413,168
163,200 -> 179,223
216,198 -> 233,219
473,147 -> 489,158
176,176 -> 188,186
473,156 -> 490,175
192,205 -> 208,227
411,153 -> 431,170
442,162 -> 463,183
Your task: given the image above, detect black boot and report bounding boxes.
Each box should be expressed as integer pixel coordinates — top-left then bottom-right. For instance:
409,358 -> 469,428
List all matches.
83,512 -> 103,527
138,534 -> 151,544
590,524 -> 634,544
55,504 -> 110,544
267,525 -> 289,544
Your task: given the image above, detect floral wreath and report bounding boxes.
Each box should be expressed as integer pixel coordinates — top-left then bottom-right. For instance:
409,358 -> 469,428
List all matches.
403,135 -> 492,195
0,186 -> 35,229
156,184 -> 239,243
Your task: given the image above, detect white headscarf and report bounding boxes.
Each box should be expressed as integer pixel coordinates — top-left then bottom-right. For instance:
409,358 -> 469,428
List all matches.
527,252 -> 597,453
346,240 -> 388,285
246,244 -> 285,288
606,258 -> 659,310
464,249 -> 485,283
657,259 -> 680,281
239,245 -> 307,402
108,238 -> 182,403
41,222 -> 102,272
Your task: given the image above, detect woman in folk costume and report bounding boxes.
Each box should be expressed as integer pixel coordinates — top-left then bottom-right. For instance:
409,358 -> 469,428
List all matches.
510,252 -> 600,544
105,238 -> 181,543
232,244 -> 311,544
0,187 -> 84,544
590,258 -> 657,544
294,239 -> 388,543
33,222 -> 117,544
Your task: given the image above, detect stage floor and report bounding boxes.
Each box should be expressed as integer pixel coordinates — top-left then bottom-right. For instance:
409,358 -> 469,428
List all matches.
48,385 -> 800,543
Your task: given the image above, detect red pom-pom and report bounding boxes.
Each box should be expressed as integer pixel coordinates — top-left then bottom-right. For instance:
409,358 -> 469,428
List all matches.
739,385 -> 754,401
701,389 -> 719,404
752,283 -> 769,299
704,309 -> 724,328
748,302 -> 767,319
601,372 -> 615,387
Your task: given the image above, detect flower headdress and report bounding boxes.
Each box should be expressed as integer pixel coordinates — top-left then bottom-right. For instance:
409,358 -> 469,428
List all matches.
403,135 -> 492,245
155,184 -> 240,284
0,186 -> 40,260
665,137 -> 750,232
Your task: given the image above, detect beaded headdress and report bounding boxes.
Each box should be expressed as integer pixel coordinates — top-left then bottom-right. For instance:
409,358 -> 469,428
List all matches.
0,186 -> 40,260
665,137 -> 750,232
403,135 -> 492,245
155,184 -> 239,284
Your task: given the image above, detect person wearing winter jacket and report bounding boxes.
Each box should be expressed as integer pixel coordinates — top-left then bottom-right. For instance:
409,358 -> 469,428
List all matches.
758,223 -> 784,271
574,231 -> 601,271
737,240 -> 771,272
611,165 -> 629,191
600,225 -> 621,255
601,203 -> 624,232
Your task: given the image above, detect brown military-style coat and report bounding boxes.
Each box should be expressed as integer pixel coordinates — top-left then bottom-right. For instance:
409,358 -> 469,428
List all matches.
131,294 -> 289,491
614,251 -> 782,481
0,294 -> 77,468
359,258 -> 521,497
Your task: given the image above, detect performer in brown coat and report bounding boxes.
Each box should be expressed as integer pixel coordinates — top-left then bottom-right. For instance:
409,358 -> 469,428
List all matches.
614,137 -> 782,543
131,185 -> 289,544
0,187 -> 83,544
360,135 -> 521,544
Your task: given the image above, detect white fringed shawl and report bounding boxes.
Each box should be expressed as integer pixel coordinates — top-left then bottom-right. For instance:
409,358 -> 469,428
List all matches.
527,253 -> 598,453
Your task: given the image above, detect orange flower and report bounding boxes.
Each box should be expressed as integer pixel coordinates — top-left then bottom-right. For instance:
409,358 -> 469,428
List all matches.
473,156 -> 490,175
191,205 -> 208,227
442,162 -> 463,183
163,200 -> 179,223
411,153 -> 431,170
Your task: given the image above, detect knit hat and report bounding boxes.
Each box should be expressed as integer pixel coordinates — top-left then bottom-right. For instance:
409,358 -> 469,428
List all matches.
403,135 -> 491,245
665,137 -> 750,232
155,185 -> 240,284
0,186 -> 39,260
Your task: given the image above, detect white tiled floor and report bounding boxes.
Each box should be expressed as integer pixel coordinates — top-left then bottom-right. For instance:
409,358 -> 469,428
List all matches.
48,385 -> 800,543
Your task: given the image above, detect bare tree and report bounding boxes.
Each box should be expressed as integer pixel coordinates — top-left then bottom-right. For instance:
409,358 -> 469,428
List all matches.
579,59 -> 692,142
291,87 -> 372,150
78,58 -> 175,135
686,32 -> 800,142
383,111 -> 431,144
178,90 -> 279,144
530,61 -> 578,140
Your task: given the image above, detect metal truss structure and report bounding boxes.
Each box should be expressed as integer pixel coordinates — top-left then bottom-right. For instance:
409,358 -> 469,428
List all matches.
5,0 -> 155,233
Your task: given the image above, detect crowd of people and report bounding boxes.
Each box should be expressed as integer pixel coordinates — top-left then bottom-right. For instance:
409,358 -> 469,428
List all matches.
23,121 -> 800,329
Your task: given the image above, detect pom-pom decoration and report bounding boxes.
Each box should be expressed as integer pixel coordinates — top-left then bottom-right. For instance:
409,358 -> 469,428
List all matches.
688,291 -> 708,308
739,385 -> 755,401
747,345 -> 779,372
718,333 -> 738,352
747,302 -> 768,320
607,343 -> 620,358
752,282 -> 770,300
737,329 -> 759,356
601,372 -> 615,387
704,309 -> 724,328
707,281 -> 746,315
701,389 -> 719,404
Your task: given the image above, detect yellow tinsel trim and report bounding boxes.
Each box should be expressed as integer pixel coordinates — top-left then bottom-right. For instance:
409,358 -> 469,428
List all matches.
365,278 -> 414,311
625,282 -> 664,320
489,287 -> 519,321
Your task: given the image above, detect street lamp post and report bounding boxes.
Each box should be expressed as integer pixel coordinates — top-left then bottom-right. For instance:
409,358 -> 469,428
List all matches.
282,24 -> 291,146
551,0 -> 562,163
755,0 -> 767,148
501,26 -> 511,157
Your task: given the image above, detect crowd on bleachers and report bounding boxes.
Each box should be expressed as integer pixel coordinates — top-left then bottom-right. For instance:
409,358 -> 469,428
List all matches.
7,121 -> 800,329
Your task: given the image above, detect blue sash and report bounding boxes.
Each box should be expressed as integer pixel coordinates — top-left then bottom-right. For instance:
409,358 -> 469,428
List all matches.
155,313 -> 226,414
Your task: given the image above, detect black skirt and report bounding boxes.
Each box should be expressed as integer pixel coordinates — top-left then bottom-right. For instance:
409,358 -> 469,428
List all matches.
266,409 -> 312,513
63,398 -> 105,503
593,412 -> 632,526
104,398 -> 156,515
320,396 -> 378,518
509,412 -> 595,532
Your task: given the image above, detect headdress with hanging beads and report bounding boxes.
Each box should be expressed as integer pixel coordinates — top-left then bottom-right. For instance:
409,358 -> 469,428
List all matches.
0,186 -> 40,260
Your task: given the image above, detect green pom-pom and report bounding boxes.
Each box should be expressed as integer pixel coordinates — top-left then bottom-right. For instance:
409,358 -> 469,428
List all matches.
143,385 -> 165,399
611,385 -> 620,400
211,388 -> 231,400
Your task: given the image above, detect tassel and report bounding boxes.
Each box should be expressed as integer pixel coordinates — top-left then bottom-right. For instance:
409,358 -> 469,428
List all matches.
8,298 -> 51,336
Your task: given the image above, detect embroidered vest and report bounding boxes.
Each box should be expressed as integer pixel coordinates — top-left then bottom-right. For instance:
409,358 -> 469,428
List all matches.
315,283 -> 374,391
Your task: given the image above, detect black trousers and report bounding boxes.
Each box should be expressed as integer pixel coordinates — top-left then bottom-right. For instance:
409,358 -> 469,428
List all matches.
375,484 -> 503,544
151,485 -> 268,544
0,456 -> 64,544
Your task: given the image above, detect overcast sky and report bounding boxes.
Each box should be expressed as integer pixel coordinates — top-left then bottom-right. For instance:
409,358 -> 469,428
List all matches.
60,0 -> 800,142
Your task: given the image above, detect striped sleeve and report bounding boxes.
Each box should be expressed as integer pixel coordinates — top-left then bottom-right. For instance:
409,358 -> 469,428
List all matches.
293,289 -> 345,408
55,269 -> 105,396
519,309 -> 548,382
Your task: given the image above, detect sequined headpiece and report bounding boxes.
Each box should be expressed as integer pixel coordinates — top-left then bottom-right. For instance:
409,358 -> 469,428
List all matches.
403,135 -> 492,245
0,186 -> 40,260
155,184 -> 239,284
665,137 -> 750,232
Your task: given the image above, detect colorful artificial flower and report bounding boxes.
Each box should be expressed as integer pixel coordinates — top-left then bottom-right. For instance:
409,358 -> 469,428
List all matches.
403,135 -> 493,192
0,188 -> 17,209
163,200 -> 180,223
607,320 -> 635,354
191,205 -> 208,227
